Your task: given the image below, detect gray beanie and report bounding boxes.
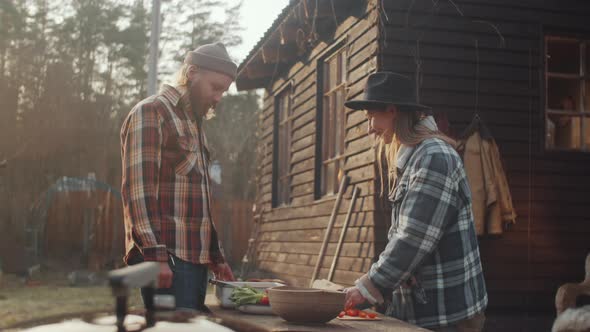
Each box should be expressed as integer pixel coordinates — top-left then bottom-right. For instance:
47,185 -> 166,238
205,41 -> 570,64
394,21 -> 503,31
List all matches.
184,42 -> 237,80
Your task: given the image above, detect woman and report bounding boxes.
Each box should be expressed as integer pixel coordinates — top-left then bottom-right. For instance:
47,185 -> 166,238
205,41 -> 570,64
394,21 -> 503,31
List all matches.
343,72 -> 487,332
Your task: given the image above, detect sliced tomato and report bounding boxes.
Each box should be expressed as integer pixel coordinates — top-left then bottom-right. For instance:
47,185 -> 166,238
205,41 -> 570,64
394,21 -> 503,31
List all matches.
259,295 -> 270,305
367,313 -> 377,319
359,311 -> 367,318
345,309 -> 359,317
338,311 -> 345,318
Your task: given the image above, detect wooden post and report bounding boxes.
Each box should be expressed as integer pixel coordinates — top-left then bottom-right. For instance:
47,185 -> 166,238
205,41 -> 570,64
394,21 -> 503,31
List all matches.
309,175 -> 350,287
328,186 -> 361,282
147,0 -> 161,96
240,206 -> 264,279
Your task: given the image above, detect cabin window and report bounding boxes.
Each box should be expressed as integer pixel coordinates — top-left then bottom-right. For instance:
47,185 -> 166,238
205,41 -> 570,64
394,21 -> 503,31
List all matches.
545,36 -> 590,151
272,87 -> 293,207
316,46 -> 347,198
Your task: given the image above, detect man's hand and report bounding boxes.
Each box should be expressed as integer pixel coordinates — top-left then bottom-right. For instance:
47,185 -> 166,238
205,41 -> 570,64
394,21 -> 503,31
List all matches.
158,262 -> 173,288
209,262 -> 235,281
344,286 -> 367,309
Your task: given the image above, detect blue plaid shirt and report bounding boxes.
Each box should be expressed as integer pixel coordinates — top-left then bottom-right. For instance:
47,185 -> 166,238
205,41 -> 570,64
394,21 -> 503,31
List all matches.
358,137 -> 487,329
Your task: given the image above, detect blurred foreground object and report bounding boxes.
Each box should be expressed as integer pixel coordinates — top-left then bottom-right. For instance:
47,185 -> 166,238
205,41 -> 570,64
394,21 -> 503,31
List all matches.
553,253 -> 590,332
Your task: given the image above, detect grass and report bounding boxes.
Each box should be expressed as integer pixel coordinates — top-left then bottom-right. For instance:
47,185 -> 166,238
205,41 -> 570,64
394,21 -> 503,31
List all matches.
0,272 -> 143,329
0,269 -> 219,330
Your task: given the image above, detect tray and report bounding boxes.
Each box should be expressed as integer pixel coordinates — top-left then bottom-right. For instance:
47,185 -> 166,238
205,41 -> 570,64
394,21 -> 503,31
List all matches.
237,304 -> 275,315
211,280 -> 284,309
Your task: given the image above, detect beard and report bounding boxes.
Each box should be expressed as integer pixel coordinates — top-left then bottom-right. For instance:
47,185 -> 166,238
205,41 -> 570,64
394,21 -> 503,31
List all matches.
187,80 -> 218,121
188,80 -> 208,117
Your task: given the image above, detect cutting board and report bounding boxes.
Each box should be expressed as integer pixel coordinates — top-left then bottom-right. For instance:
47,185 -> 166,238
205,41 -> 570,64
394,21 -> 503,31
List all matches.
337,315 -> 382,321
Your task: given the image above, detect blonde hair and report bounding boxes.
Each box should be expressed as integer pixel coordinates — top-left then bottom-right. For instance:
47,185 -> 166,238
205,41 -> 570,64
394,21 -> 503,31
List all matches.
174,63 -> 196,87
375,109 -> 456,197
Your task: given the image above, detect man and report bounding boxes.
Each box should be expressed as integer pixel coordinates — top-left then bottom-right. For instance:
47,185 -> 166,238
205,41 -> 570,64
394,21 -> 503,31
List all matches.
120,42 -> 236,311
343,72 -> 488,331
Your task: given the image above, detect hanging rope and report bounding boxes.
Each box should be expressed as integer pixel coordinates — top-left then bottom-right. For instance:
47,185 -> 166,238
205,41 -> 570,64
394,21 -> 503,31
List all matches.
375,0 -> 391,67
403,0 -> 506,125
472,19 -> 506,48
378,0 -> 389,50
447,0 -> 464,16
380,0 -> 390,22
310,0 -> 319,43
474,39 -> 480,115
415,39 -> 423,103
329,0 -> 338,27
526,44 -> 534,319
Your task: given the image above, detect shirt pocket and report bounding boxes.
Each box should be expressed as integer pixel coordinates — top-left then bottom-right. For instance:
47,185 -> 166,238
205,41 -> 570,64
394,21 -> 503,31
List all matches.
389,184 -> 407,236
174,136 -> 200,176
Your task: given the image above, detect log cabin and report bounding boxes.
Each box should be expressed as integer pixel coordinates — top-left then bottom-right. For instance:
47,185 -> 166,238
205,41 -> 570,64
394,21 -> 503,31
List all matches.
236,0 -> 590,327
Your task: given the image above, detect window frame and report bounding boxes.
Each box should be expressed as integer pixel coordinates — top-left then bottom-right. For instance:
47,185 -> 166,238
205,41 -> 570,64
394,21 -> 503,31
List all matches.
543,34 -> 590,153
314,42 -> 348,199
272,84 -> 294,208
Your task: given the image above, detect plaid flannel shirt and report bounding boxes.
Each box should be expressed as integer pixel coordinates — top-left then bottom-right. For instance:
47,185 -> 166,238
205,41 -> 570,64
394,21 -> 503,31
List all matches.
358,136 -> 487,329
120,84 -> 225,265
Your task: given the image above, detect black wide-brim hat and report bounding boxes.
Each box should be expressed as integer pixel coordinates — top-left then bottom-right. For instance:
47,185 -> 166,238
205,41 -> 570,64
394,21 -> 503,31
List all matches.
344,71 -> 431,112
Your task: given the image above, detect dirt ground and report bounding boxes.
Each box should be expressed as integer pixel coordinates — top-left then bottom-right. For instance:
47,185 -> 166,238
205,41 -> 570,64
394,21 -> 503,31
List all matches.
0,271 -> 143,329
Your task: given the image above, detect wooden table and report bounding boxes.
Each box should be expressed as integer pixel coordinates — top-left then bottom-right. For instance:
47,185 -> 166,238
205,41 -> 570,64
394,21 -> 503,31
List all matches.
205,295 -> 430,332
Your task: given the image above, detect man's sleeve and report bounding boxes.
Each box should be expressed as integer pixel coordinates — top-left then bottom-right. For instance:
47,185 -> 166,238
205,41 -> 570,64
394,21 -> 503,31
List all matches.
121,104 -> 167,262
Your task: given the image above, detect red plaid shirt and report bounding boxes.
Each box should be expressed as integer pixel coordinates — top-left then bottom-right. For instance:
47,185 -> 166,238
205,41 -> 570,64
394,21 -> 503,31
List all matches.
120,84 -> 225,265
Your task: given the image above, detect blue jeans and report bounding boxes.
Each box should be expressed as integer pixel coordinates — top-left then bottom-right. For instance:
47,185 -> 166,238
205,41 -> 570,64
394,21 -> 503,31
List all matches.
130,254 -> 209,311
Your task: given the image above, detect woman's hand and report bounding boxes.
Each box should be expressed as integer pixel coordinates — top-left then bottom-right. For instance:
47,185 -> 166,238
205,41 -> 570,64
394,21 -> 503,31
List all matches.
344,286 -> 367,309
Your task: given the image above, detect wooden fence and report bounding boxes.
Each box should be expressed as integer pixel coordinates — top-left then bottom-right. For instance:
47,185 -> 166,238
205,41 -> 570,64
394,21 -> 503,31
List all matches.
44,190 -> 124,270
210,200 -> 254,266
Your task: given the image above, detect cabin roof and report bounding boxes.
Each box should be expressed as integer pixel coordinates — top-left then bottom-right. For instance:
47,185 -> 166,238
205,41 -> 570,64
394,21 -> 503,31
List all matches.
236,1 -> 298,78
236,0 -> 367,90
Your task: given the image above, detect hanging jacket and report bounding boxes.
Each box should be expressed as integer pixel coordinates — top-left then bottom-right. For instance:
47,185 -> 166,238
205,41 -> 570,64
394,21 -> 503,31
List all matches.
460,131 -> 517,235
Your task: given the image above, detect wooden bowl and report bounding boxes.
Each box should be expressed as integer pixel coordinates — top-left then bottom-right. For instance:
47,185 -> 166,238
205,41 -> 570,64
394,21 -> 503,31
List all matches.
266,286 -> 345,324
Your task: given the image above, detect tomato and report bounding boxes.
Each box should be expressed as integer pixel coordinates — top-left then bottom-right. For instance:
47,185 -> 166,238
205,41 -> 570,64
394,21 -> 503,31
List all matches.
338,311 -> 345,318
359,311 -> 367,318
259,295 -> 270,305
367,313 -> 377,319
345,309 -> 359,317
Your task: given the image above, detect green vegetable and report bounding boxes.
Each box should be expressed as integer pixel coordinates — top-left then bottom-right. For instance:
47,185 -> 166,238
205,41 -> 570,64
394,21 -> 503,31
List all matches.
230,286 -> 265,306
